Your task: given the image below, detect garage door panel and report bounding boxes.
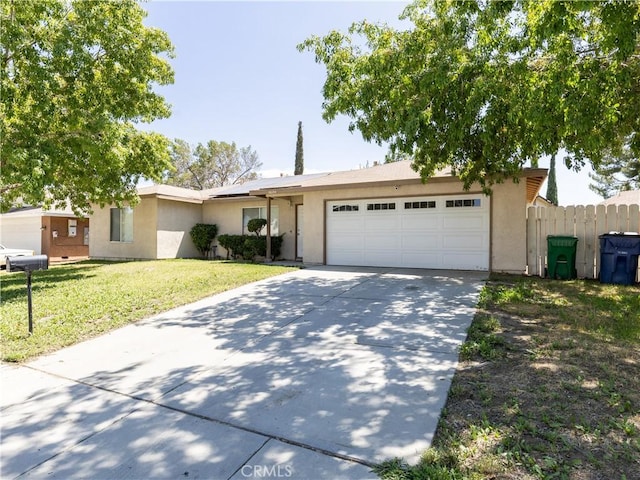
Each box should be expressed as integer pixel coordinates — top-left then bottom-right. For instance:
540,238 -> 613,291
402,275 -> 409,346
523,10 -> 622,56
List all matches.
329,249 -> 366,265
364,251 -> 401,267
443,215 -> 485,230
330,217 -> 364,232
441,252 -> 488,270
442,234 -> 488,249
365,235 -> 401,250
401,234 -> 440,250
327,195 -> 489,270
400,215 -> 441,231
400,252 -> 443,267
364,216 -> 400,231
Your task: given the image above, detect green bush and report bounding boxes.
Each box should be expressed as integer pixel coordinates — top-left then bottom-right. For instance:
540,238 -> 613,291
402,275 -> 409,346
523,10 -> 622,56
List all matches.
189,223 -> 218,257
247,218 -> 267,236
217,234 -> 283,261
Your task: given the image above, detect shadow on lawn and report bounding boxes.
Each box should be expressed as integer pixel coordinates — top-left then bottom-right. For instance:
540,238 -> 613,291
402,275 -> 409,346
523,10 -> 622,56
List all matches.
0,261 -> 104,303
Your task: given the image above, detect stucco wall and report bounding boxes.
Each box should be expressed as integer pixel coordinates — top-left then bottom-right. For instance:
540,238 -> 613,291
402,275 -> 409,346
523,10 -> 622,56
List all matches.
202,197 -> 297,260
490,180 -> 528,273
90,198 -> 158,260
156,199 -> 202,258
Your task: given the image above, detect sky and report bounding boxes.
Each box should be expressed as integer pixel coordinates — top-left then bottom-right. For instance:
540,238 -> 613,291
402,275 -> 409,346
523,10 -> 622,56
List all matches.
140,0 -> 603,206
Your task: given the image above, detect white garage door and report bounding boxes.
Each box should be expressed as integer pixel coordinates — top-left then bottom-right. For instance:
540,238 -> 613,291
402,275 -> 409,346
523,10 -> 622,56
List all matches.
326,194 -> 490,270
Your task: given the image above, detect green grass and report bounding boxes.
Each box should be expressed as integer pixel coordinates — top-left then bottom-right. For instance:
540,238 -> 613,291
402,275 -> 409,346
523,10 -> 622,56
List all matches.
0,259 -> 296,362
375,275 -> 640,480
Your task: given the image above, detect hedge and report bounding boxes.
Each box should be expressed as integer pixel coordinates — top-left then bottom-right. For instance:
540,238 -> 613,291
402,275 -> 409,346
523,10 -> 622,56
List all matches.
217,234 -> 284,261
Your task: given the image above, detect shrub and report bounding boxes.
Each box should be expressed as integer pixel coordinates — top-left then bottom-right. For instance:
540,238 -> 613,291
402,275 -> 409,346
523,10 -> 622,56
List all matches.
217,234 -> 284,261
247,218 -> 267,236
189,223 -> 218,257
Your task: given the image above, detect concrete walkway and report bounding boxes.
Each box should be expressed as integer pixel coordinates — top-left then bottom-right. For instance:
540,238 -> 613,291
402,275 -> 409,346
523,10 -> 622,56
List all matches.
1,266 -> 486,480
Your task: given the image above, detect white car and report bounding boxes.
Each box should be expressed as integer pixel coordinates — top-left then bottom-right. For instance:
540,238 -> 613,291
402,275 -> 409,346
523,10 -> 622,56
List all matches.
0,244 -> 35,268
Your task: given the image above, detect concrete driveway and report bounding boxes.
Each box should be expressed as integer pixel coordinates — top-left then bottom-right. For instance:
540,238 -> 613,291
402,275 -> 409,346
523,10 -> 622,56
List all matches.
1,266 -> 486,479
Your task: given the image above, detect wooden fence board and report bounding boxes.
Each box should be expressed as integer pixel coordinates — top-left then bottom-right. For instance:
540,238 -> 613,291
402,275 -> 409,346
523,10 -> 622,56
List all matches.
525,204 -> 640,279
575,206 -> 586,278
584,205 -> 596,279
630,204 -> 640,233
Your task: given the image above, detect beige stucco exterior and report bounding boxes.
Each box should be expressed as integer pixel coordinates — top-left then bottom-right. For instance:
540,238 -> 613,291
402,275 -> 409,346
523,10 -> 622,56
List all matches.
90,196 -> 201,260
89,162 -> 545,274
202,197 -> 298,260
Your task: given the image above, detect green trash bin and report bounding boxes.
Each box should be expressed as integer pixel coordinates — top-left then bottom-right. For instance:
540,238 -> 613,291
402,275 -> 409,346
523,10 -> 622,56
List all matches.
547,235 -> 578,279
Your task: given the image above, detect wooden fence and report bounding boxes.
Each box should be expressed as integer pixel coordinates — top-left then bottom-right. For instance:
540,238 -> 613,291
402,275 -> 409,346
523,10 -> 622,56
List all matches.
526,204 -> 640,280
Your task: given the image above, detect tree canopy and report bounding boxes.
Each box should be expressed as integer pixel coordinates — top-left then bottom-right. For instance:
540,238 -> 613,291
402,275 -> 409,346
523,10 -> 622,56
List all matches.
164,139 -> 262,189
589,142 -> 640,199
299,0 -> 640,191
1,0 -> 175,214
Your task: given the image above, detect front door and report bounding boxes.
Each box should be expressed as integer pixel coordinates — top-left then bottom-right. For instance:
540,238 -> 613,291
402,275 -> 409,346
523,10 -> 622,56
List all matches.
296,204 -> 304,260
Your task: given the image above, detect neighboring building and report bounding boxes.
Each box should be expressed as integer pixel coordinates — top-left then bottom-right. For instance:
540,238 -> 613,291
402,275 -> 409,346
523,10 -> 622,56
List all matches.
90,160 -> 548,274
600,190 -> 640,206
0,206 -> 89,260
533,195 -> 555,207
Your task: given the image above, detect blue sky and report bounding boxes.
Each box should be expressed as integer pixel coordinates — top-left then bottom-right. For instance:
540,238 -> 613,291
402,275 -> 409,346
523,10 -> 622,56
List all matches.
141,1 -> 603,206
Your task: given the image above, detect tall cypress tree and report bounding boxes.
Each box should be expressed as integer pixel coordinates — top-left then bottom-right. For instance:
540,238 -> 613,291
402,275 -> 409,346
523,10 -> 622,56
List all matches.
294,121 -> 304,175
546,154 -> 559,205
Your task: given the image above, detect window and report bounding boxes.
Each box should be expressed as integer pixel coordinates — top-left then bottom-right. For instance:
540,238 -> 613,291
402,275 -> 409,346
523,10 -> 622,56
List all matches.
404,201 -> 436,209
110,207 -> 133,242
243,206 -> 279,235
445,198 -> 481,208
332,204 -> 359,212
366,202 -> 396,211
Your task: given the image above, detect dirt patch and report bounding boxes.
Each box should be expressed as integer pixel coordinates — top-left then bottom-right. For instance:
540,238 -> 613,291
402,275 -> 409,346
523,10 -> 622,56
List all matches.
433,279 -> 640,479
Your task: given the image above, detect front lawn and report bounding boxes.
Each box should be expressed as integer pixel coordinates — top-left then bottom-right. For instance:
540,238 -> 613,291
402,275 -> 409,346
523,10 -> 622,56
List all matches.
376,276 -> 640,480
0,260 -> 296,362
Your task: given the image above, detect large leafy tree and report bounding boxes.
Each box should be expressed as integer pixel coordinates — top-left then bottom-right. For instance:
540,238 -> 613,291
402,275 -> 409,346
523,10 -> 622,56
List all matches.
1,0 -> 174,213
589,142 -> 640,199
299,0 -> 640,191
164,139 -> 262,189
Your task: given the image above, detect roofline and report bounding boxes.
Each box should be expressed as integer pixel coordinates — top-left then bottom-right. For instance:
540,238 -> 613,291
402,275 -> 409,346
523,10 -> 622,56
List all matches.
138,192 -> 203,204
250,168 -> 549,197
249,176 -> 451,197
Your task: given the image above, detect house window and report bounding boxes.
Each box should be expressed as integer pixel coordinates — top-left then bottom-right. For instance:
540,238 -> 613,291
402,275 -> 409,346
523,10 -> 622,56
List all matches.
404,201 -> 436,209
367,202 -> 396,211
445,198 -> 482,208
332,204 -> 359,212
110,207 -> 133,242
243,206 -> 279,235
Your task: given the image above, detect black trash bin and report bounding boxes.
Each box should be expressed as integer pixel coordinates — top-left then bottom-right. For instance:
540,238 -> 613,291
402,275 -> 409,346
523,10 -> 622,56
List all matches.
599,233 -> 640,285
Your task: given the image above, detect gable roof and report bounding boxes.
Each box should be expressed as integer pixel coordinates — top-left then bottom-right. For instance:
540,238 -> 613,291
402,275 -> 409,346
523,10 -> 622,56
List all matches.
247,160 -> 548,203
1,204 -> 85,218
141,161 -> 548,203
137,184 -> 204,203
600,190 -> 640,206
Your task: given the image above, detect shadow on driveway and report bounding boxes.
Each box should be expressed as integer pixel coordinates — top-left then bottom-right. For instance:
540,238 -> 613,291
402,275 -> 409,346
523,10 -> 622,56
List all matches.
1,266 -> 486,479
